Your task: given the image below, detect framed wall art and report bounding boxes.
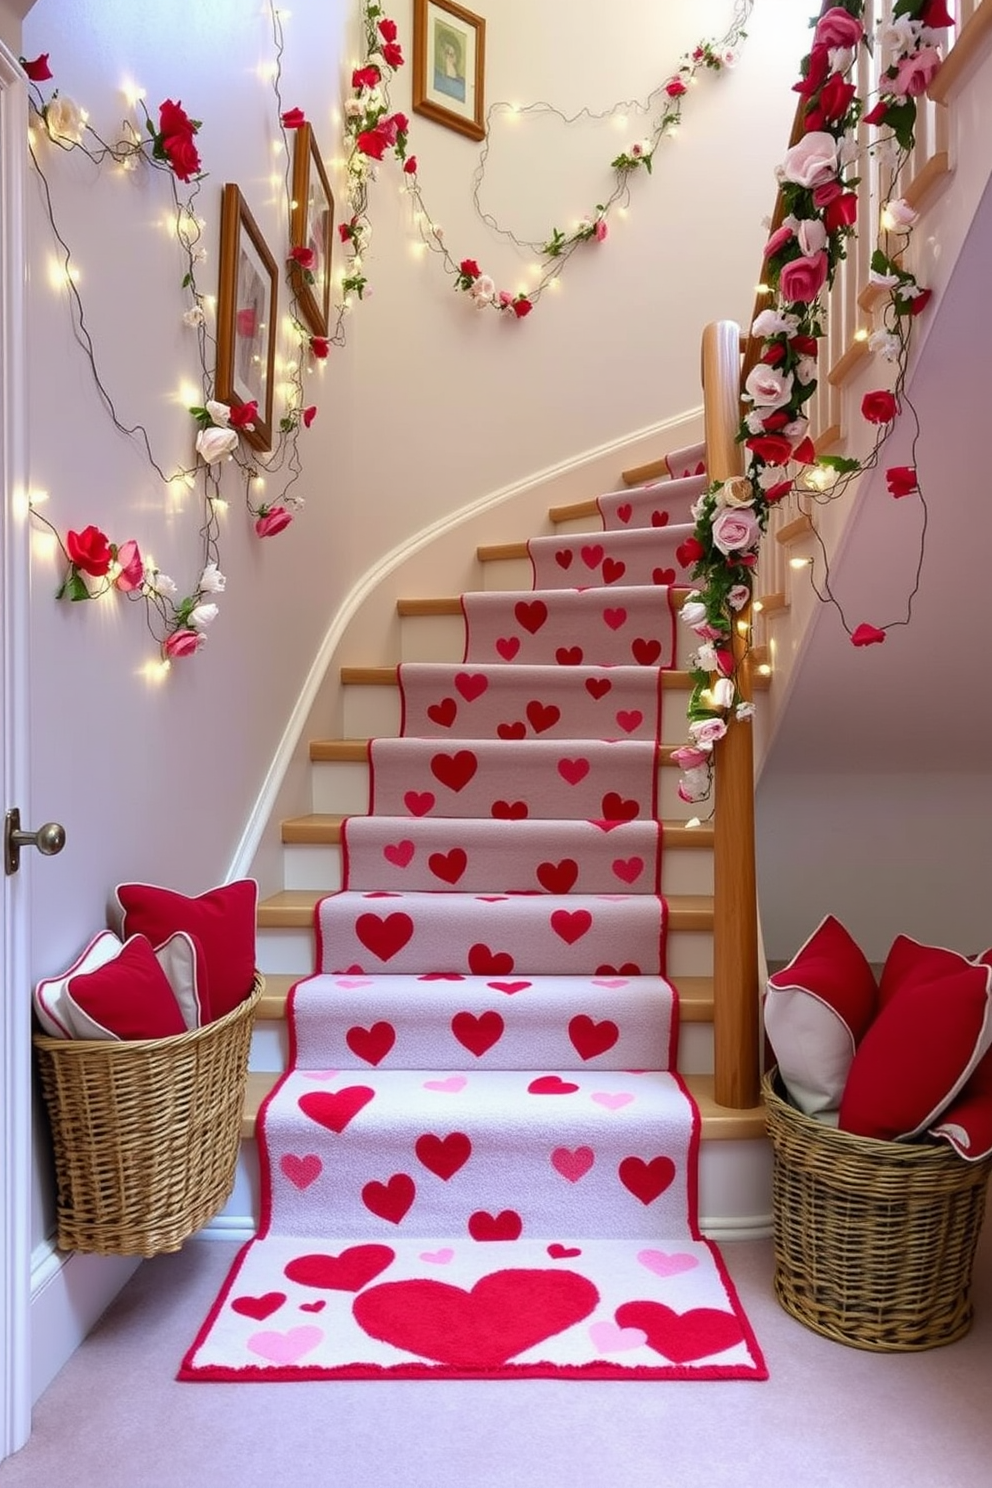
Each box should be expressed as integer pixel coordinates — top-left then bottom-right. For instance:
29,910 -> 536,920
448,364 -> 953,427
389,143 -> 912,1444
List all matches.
289,122 -> 335,338
215,183 -> 279,452
412,0 -> 486,142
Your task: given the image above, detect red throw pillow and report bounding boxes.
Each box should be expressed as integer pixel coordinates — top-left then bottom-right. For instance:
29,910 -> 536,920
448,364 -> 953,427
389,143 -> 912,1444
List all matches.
34,931 -> 124,1038
113,879 -> 257,1020
763,915 -> 877,1118
839,935 -> 992,1140
64,935 -> 187,1040
930,1047 -> 992,1161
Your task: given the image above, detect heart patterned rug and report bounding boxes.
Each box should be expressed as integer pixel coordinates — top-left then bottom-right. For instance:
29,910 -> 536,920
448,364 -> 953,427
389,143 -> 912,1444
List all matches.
180,446 -> 767,1380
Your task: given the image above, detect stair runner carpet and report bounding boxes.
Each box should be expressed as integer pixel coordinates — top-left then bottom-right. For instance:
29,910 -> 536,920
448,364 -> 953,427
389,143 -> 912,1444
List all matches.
181,451 -> 767,1381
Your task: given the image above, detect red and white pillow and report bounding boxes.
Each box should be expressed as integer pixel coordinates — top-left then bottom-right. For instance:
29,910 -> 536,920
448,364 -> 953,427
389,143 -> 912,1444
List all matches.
763,914 -> 878,1120
33,929 -> 208,1042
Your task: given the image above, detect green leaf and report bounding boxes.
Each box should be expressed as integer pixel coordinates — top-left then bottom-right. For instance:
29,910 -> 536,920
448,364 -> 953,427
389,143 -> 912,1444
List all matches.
817,454 -> 862,474
67,571 -> 90,603
181,272 -> 192,288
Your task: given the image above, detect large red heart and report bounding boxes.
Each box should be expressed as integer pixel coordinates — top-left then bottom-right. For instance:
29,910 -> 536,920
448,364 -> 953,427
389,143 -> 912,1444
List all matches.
403,790 -> 435,816
651,509 -> 670,527
355,912 -> 414,963
298,1085 -> 374,1133
603,607 -> 627,631
455,671 -> 488,702
497,722 -> 527,741
580,544 -> 604,570
430,750 -> 478,793
427,697 -> 457,728
613,1301 -> 745,1364
602,558 -> 626,583
551,909 -> 592,945
514,599 -> 548,634
601,792 -> 639,822
556,646 -> 584,666
353,1268 -> 598,1367
345,1022 -> 396,1066
585,677 -> 612,700
362,1173 -> 416,1224
632,638 -> 662,666
568,1014 -> 619,1060
616,503 -> 633,523
526,700 -> 560,735
653,567 -> 676,586
284,1245 -> 395,1292
415,1130 -> 472,1181
537,858 -> 578,894
491,800 -> 528,819
429,848 -> 468,885
451,1009 -> 504,1057
467,1209 -> 523,1241
618,1155 -> 677,1205
232,1291 -> 286,1321
554,549 -> 573,570
468,943 -> 514,975
557,757 -> 589,785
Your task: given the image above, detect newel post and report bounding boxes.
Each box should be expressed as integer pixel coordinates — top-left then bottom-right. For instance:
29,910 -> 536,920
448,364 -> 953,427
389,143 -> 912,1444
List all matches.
701,321 -> 761,1109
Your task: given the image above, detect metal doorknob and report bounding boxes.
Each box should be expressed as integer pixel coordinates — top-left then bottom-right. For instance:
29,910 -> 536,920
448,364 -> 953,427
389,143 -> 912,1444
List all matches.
4,808 -> 67,875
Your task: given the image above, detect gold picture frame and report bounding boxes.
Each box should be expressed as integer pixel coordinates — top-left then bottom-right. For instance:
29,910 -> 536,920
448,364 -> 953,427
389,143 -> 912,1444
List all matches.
289,123 -> 335,338
412,0 -> 486,142
215,183 -> 279,453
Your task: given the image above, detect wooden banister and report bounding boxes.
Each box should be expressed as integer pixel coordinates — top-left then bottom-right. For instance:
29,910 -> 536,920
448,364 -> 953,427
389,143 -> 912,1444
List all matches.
701,321 -> 760,1110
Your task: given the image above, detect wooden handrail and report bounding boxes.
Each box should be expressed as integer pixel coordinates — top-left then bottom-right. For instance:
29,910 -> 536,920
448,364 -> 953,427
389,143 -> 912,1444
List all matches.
701,321 -> 760,1110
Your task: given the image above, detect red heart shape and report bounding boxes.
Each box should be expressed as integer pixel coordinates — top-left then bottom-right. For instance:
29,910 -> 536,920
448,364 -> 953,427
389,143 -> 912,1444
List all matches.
618,1155 -> 677,1205
496,636 -> 520,661
467,1209 -> 523,1242
427,697 -> 457,728
547,1243 -> 583,1259
653,567 -> 676,586
603,607 -> 627,631
491,800 -> 528,819
353,1268 -> 598,1366
488,980 -> 531,994
383,840 -> 415,868
279,1153 -> 322,1190
651,509 -> 670,527
596,962 -> 641,976
284,1245 -> 395,1292
345,1022 -> 396,1067
232,1291 -> 286,1321
536,858 -> 578,894
468,943 -> 515,975
355,912 -> 414,963
430,750 -> 478,793
568,1014 -> 620,1060
514,599 -> 548,634
585,677 -> 612,700
632,637 -> 662,666
415,1131 -> 472,1181
362,1173 -> 416,1224
557,757 -> 590,785
299,1300 -> 326,1313
580,544 -> 604,570
556,646 -> 584,666
602,558 -> 626,583
614,1301 -> 745,1364
616,503 -> 632,524
451,1009 -> 505,1056
403,791 -> 435,817
455,671 -> 488,702
298,1086 -> 374,1133
601,791 -> 639,822
429,848 -> 468,885
497,722 -> 527,741
551,908 -> 592,945
555,549 -> 573,570
526,700 -> 560,734
528,1075 -> 579,1095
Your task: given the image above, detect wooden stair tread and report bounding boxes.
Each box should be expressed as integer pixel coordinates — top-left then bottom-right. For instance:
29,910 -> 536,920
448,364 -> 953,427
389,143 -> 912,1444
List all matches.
547,498 -> 599,522
340,665 -> 770,693
258,888 -> 715,930
281,813 -> 716,848
310,737 -> 688,766
241,1068 -> 765,1140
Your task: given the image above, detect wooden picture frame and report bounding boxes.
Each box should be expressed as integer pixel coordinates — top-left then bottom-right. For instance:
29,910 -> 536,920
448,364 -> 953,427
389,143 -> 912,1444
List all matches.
289,123 -> 334,338
215,183 -> 279,453
412,0 -> 486,142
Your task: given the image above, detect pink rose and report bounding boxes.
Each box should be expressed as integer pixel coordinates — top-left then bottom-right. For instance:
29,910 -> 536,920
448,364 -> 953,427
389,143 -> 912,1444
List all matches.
762,224 -> 794,260
666,79 -> 687,98
710,508 -> 761,557
689,717 -> 728,746
891,47 -> 942,98
593,220 -> 608,242
113,539 -> 143,592
779,251 -> 829,305
255,505 -> 293,538
164,629 -> 202,659
671,745 -> 712,770
813,7 -> 864,51
780,131 -> 838,188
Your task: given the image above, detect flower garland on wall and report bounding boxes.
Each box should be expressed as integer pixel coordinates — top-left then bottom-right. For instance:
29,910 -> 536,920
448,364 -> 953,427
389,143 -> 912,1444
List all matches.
672,0 -> 954,808
327,0 -> 752,337
19,8 -> 322,664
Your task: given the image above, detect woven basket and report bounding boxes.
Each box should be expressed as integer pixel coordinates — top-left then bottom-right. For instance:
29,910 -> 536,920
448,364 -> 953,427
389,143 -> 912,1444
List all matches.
33,973 -> 263,1258
763,1068 -> 992,1351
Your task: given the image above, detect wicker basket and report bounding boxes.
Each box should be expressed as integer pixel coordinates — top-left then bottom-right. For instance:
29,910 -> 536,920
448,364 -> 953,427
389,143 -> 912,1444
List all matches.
763,1068 -> 992,1351
33,974 -> 263,1258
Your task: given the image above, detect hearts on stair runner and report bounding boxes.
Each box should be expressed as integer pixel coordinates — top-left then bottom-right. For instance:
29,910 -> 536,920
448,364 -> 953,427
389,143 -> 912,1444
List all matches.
180,444 -> 767,1380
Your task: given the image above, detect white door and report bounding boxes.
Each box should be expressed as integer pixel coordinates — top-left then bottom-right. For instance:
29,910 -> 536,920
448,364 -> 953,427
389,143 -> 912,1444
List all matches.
1,42 -> 34,1463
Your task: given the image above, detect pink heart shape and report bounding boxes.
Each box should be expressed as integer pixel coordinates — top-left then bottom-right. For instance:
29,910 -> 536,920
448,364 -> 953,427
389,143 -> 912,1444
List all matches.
592,978 -> 629,989
551,1146 -> 595,1182
419,1247 -> 455,1265
424,1075 -> 467,1092
637,1248 -> 700,1278
383,840 -> 415,868
280,1154 -> 322,1191
591,1092 -> 635,1110
335,978 -> 373,990
612,857 -> 644,885
589,1321 -> 648,1354
246,1325 -> 324,1367
297,1069 -> 340,1082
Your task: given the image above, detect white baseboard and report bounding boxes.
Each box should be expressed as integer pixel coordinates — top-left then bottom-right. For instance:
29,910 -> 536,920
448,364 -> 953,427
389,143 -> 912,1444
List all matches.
30,1242 -> 140,1403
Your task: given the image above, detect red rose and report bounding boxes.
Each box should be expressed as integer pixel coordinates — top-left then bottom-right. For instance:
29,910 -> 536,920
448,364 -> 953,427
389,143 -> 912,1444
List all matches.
851,623 -> 886,648
164,629 -> 202,660
255,505 -> 293,538
310,336 -> 330,359
863,100 -> 889,126
459,259 -> 480,280
391,112 -> 409,135
66,524 -> 112,577
805,73 -> 856,131
352,65 -> 381,90
403,155 -> 418,175
745,434 -> 793,466
908,287 -> 932,317
886,466 -> 918,498
289,245 -> 316,271
861,390 -> 898,424
381,41 -> 404,68
793,44 -> 829,100
790,335 -> 819,357
824,191 -> 858,233
763,479 -> 793,504
760,341 -> 787,365
158,99 -> 195,141
356,129 -> 388,160
791,437 -> 817,465
281,107 -> 306,129
666,79 -> 687,98
228,401 -> 258,430
919,1 -> 954,27
378,17 -> 398,42
675,536 -> 705,568
512,297 -> 533,319
21,53 -> 52,82
302,405 -> 317,429
162,131 -> 201,182
761,411 -> 791,432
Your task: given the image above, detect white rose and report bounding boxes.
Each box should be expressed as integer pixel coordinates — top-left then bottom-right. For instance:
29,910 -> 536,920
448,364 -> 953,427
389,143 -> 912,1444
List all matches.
744,411 -> 767,435
879,19 -> 920,57
757,465 -> 791,490
744,365 -> 794,410
680,600 -> 708,628
182,306 -> 205,327
828,46 -> 855,74
884,197 -> 919,231
795,356 -> 817,386
144,568 -> 176,597
695,643 -> 719,672
782,416 -> 809,442
188,603 -> 219,630
718,476 -> 756,509
736,701 -> 756,722
797,217 -> 827,258
45,94 -> 84,144
779,131 -> 838,189
752,309 -> 799,338
344,99 -> 363,118
711,678 -> 736,710
869,268 -> 901,289
196,426 -> 238,463
199,562 -> 226,594
728,585 -> 750,612
869,329 -> 901,361
205,399 -> 232,427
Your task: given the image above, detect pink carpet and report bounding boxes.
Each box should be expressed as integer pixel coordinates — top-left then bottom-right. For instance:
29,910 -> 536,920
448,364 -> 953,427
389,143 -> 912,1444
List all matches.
180,448 -> 767,1380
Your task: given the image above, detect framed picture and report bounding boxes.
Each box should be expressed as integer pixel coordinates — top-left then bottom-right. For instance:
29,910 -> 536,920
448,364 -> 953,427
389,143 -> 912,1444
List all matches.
289,123 -> 335,338
412,0 -> 486,142
215,183 -> 279,453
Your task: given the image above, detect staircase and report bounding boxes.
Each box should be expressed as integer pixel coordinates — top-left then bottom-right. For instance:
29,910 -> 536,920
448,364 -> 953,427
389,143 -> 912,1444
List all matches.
223,443 -> 773,1241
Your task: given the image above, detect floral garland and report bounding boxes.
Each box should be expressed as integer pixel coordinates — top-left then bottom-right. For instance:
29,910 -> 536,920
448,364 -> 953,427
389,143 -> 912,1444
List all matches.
19,11 -> 322,663
672,0 -> 954,808
328,2 -> 750,334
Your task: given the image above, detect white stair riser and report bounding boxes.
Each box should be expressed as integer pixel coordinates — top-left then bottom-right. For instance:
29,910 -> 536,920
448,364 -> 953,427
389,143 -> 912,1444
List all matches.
282,840 -> 714,895
217,1131 -> 773,1241
482,558 -> 532,590
312,758 -> 704,820
400,612 -> 695,668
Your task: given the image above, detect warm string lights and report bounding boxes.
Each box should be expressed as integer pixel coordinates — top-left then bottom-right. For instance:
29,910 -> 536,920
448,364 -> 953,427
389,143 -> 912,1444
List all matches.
19,12 -> 320,664
673,0 -> 953,807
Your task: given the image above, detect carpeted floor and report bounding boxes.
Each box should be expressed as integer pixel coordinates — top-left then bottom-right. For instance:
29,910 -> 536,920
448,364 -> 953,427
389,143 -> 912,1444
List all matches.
4,1222 -> 992,1487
